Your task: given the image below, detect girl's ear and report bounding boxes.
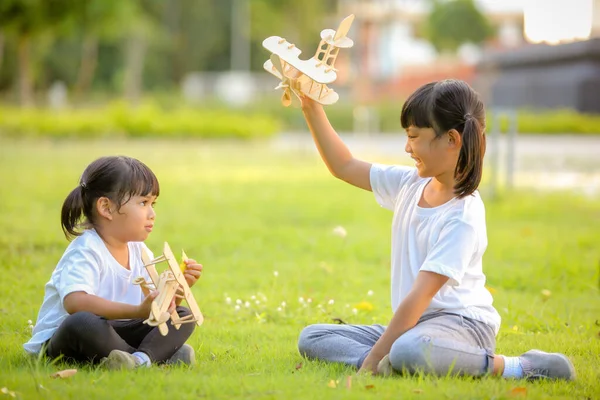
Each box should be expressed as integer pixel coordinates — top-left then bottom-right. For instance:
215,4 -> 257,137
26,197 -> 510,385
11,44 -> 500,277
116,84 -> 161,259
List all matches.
96,197 -> 114,221
447,129 -> 462,150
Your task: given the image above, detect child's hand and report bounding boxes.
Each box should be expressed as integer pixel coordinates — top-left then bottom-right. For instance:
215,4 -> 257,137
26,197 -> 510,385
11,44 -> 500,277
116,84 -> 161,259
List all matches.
182,258 -> 203,288
357,351 -> 385,375
137,291 -> 159,319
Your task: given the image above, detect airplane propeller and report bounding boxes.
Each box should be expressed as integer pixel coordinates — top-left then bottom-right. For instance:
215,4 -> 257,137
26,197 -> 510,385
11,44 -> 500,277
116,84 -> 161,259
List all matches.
270,54 -> 302,108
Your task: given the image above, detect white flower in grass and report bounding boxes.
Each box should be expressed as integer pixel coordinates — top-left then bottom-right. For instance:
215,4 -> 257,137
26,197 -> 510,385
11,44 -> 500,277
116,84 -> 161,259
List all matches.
307,298 -> 313,303
299,297 -> 305,303
367,290 -> 374,296
277,307 -> 282,312
244,301 -> 250,308
332,226 -> 347,238
225,297 -> 232,304
281,301 -> 286,308
352,308 -> 358,315
317,304 -> 324,309
255,300 -> 260,305
236,299 -> 242,305
251,295 -> 256,300
273,271 -> 279,277
234,305 -> 241,311
328,299 -> 335,305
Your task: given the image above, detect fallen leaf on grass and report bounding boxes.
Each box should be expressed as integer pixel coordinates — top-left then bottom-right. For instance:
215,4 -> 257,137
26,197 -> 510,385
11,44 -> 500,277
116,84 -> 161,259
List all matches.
1,388 -> 16,397
365,384 -> 375,390
345,375 -> 352,389
295,362 -> 303,370
50,369 -> 77,379
413,389 -> 423,394
509,387 -> 527,397
327,380 -> 337,388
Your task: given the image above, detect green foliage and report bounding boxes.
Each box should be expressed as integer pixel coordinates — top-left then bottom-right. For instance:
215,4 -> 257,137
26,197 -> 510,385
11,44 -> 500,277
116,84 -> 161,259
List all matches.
252,101 -> 600,134
424,0 -> 494,53
0,139 -> 599,399
0,101 -> 280,138
0,0 -> 337,94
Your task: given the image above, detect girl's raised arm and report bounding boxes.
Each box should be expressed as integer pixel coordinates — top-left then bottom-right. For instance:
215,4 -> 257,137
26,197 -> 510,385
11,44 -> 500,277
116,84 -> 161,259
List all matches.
302,99 -> 372,191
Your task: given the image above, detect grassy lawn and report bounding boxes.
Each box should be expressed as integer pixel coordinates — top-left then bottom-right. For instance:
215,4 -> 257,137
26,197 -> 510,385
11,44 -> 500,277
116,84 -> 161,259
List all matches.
0,138 -> 598,400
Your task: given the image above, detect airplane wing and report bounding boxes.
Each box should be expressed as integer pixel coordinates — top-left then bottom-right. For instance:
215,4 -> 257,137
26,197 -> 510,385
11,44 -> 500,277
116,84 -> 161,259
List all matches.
263,36 -> 337,84
163,242 -> 204,327
299,80 -> 340,105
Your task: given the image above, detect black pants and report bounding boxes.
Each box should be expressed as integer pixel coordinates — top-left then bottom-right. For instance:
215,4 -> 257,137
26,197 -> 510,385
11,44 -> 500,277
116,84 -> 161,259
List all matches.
45,306 -> 195,364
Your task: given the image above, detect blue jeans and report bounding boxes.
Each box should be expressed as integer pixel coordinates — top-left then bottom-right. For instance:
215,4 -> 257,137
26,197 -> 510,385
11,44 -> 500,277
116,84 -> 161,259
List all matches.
298,312 -> 496,376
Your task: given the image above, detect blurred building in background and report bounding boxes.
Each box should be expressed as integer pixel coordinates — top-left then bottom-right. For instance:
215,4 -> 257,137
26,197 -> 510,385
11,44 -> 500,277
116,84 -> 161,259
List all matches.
333,0 -> 600,111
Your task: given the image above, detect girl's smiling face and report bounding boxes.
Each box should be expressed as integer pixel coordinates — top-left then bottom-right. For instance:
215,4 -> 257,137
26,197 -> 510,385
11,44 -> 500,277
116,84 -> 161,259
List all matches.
404,126 -> 461,179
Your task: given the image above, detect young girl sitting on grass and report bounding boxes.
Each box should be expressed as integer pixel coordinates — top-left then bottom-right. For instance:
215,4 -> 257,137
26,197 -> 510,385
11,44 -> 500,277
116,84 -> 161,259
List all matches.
24,156 -> 203,369
296,80 -> 575,380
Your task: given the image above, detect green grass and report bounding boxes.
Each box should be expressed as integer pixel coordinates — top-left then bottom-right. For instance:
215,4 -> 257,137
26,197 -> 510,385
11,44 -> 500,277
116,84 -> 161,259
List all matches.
0,138 -> 598,400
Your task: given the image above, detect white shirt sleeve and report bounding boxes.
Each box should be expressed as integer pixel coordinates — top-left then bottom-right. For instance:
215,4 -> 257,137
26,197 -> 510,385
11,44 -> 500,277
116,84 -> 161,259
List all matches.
419,219 -> 477,286
56,247 -> 102,301
370,163 -> 416,210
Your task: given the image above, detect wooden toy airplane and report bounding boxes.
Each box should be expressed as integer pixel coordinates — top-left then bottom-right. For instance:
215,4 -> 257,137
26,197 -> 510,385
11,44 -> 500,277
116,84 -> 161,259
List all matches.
262,14 -> 355,107
136,242 -> 204,336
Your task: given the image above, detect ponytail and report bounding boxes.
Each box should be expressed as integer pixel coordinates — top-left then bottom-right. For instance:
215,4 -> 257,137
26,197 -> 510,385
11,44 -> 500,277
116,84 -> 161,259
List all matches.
454,117 -> 486,198
61,186 -> 85,239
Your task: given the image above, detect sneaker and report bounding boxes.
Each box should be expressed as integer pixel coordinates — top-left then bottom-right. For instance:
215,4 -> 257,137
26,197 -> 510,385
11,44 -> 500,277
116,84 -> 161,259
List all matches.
376,354 -> 394,377
101,350 -> 139,370
166,344 -> 196,366
519,350 -> 576,381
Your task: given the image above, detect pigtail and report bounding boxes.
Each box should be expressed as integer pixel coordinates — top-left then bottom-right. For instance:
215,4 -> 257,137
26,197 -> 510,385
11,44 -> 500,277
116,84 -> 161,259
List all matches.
61,186 -> 85,239
454,117 -> 486,198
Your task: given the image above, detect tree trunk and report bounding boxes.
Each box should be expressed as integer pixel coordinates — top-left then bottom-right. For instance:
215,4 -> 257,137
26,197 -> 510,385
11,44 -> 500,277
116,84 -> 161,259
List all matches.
74,35 -> 98,100
124,33 -> 147,106
0,32 -> 4,73
17,35 -> 34,108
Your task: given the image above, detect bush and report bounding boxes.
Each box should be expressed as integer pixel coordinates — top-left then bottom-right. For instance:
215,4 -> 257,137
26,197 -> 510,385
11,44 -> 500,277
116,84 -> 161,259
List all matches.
0,100 -> 281,139
246,100 -> 600,134
1,99 -> 599,138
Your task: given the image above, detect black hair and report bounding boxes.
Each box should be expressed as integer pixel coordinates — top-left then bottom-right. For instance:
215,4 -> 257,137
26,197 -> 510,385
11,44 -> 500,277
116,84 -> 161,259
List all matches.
61,156 -> 160,239
400,79 -> 486,198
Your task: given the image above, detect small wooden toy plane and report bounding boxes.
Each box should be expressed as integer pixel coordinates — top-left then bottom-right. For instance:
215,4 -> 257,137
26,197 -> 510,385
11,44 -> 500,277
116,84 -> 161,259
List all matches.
262,14 -> 355,107
135,242 -> 203,336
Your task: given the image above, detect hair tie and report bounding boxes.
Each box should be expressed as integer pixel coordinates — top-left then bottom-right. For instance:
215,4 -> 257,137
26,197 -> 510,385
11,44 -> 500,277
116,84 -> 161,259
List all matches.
80,182 -> 87,190
464,113 -> 472,121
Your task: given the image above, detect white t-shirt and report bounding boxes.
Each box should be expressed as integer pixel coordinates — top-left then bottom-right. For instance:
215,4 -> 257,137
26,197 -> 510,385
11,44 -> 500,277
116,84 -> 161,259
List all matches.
370,164 -> 501,333
23,229 -> 152,354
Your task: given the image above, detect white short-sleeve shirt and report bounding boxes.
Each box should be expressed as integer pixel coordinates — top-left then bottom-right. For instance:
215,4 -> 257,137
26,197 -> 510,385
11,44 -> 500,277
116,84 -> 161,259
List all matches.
23,229 -> 153,354
370,164 -> 501,333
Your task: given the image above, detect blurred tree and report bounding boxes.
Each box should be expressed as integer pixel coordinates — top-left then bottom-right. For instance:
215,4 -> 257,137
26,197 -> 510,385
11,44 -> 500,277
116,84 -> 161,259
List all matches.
0,0 -> 339,101
249,0 -> 336,70
424,0 -> 494,53
0,32 -> 4,72
62,0 -> 135,99
0,0 -> 74,106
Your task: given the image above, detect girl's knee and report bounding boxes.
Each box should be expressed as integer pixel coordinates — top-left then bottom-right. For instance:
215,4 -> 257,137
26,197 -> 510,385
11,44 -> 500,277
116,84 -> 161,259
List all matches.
62,311 -> 102,331
389,334 -> 433,373
297,324 -> 325,357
